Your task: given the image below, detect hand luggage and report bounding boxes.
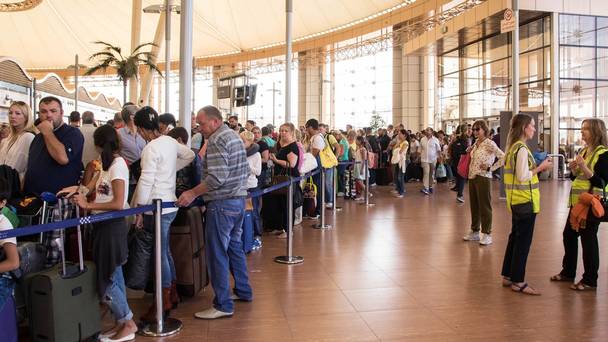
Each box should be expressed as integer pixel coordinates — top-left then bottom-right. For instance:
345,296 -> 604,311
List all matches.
241,210 -> 254,254
124,225 -> 153,290
25,207 -> 101,342
170,207 -> 208,298
0,295 -> 18,342
375,167 -> 390,185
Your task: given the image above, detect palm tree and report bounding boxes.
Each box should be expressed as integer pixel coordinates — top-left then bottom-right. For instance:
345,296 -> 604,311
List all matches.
85,41 -> 162,104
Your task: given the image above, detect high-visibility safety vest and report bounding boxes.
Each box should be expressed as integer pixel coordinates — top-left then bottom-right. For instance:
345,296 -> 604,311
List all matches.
568,145 -> 608,207
504,141 -> 540,213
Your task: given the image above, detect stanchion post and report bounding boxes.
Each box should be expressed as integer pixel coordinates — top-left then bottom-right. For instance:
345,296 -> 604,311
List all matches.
332,166 -> 342,213
314,168 -> 331,229
361,159 -> 375,207
139,199 -> 183,337
275,180 -> 304,264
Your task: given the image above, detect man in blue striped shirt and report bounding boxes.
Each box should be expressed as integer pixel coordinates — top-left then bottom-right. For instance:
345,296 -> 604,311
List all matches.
177,105 -> 252,320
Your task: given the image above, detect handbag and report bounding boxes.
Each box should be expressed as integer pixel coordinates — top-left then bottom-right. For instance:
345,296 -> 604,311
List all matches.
509,145 -> 534,216
320,136 -> 338,168
436,164 -> 447,178
270,161 -> 292,195
593,179 -> 608,222
457,152 -> 471,178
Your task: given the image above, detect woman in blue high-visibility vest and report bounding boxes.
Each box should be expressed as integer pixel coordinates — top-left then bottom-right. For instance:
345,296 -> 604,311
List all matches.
551,118 -> 608,291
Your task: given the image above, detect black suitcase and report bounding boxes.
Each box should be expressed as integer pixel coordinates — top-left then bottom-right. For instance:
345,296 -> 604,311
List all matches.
25,207 -> 101,342
170,207 -> 208,298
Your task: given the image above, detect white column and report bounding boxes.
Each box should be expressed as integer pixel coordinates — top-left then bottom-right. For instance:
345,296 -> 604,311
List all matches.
550,13 -> 560,175
511,0 -> 519,114
130,0 -> 142,103
140,12 -> 165,106
74,54 -> 79,111
285,0 -> 293,123
179,0 -> 193,134
164,0 -> 172,114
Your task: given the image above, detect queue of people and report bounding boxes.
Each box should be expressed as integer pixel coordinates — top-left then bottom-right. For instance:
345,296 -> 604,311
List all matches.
0,96 -> 606,342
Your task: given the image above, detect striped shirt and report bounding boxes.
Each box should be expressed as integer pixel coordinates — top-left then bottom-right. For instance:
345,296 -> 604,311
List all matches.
202,124 -> 249,201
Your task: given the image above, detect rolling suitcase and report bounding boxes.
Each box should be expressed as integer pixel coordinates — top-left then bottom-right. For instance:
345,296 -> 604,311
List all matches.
241,210 -> 254,254
25,207 -> 100,342
170,207 -> 208,298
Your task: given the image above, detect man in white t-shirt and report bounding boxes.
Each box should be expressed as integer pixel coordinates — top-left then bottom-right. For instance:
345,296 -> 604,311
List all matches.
419,127 -> 442,195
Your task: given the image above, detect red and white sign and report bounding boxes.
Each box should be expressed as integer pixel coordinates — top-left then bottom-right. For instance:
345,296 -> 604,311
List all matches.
501,8 -> 515,34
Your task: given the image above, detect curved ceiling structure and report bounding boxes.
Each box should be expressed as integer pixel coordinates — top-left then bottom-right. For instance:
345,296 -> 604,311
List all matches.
0,0 -> 412,70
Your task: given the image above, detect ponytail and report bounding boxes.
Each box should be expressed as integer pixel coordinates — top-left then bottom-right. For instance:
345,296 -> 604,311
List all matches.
93,125 -> 121,171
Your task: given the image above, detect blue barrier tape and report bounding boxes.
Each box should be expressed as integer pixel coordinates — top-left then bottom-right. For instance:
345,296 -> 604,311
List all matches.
247,168 -> 321,198
0,203 -> 178,240
338,161 -> 362,165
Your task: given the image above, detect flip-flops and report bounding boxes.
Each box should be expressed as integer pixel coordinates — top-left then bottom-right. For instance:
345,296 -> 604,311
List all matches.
570,281 -> 597,291
511,282 -> 541,295
550,274 -> 574,282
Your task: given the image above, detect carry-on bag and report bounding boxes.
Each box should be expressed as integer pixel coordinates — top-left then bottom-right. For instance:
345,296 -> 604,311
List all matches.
170,207 -> 208,298
25,206 -> 101,342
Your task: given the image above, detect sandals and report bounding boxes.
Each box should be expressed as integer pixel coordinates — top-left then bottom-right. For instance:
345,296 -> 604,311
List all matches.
501,277 -> 512,287
511,282 -> 541,296
550,273 -> 574,282
570,281 -> 597,291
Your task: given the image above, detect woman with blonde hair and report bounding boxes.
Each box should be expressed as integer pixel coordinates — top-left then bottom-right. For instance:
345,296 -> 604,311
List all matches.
501,113 -> 553,295
266,123 -> 302,238
462,120 -> 505,246
551,118 -> 608,291
0,101 -> 35,184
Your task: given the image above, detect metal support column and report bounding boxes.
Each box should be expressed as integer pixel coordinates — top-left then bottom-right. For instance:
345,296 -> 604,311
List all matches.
164,0 -> 172,114
511,0 -> 519,114
74,54 -> 79,112
332,166 -> 342,213
139,199 -> 183,336
179,0 -> 193,133
275,181 -> 304,264
285,0 -> 293,123
361,160 -> 375,207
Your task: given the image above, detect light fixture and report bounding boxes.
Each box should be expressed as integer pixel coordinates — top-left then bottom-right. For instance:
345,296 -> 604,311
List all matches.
143,3 -> 181,14
0,0 -> 43,12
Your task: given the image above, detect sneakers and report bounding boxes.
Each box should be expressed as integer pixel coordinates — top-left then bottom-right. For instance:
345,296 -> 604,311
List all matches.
337,192 -> 344,197
463,231 -> 480,241
325,203 -> 334,209
304,214 -> 320,220
230,294 -> 253,302
479,233 -> 493,246
429,187 -> 434,193
194,307 -> 233,320
457,196 -> 464,203
276,232 -> 287,239
420,188 -> 430,195
390,190 -> 398,194
252,238 -> 262,250
394,194 -> 404,198
100,333 -> 135,342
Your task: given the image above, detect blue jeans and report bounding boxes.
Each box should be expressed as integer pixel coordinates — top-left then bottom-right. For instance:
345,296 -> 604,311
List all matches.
144,210 -> 178,288
103,266 -> 133,323
337,164 -> 346,193
0,276 -> 15,313
394,164 -> 405,195
205,199 -> 252,313
249,188 -> 263,237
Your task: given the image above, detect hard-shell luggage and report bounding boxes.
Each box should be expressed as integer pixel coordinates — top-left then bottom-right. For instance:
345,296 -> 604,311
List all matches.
170,207 -> 207,298
25,207 -> 101,342
241,211 -> 254,254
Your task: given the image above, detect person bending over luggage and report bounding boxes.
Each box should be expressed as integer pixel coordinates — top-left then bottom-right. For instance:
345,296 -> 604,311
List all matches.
167,127 -> 203,207
0,178 -> 19,342
60,125 -> 137,342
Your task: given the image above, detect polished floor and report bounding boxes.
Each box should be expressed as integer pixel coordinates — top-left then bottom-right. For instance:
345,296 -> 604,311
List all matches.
120,179 -> 607,341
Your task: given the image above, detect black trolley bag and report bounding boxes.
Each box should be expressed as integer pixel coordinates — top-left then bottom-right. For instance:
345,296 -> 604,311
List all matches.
170,206 -> 208,298
25,204 -> 100,342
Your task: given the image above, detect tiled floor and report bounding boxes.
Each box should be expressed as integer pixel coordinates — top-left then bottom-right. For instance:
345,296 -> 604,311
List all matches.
68,180 -> 608,340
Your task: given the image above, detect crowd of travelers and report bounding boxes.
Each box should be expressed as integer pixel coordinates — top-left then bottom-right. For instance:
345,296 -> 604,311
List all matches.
0,96 -> 606,341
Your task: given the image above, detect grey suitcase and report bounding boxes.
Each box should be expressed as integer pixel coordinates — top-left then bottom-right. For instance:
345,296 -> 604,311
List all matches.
25,206 -> 100,341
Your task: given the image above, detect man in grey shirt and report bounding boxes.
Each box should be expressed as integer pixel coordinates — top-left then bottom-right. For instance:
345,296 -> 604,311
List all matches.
118,104 -> 146,199
177,105 -> 252,320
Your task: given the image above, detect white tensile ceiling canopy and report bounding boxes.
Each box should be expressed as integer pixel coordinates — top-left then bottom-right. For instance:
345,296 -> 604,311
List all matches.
0,0 -> 407,70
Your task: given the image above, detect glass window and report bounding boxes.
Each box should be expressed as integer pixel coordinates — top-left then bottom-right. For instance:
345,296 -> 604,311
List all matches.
520,19 -> 544,51
485,34 -> 509,62
463,92 -> 484,118
520,49 -> 544,83
519,82 -> 545,112
560,15 -> 596,46
597,17 -> 608,47
465,66 -> 483,93
597,48 -> 608,79
485,87 -> 510,117
440,74 -> 459,97
560,46 -> 595,79
441,51 -> 459,75
464,42 -> 482,68
486,59 -> 509,89
596,81 -> 608,119
559,79 -> 595,128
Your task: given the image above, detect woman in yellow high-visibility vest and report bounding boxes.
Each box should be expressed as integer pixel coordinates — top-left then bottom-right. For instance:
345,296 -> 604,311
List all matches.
551,118 -> 608,290
501,114 -> 553,295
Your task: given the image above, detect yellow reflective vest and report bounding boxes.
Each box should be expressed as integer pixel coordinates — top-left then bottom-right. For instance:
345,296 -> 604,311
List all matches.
504,141 -> 540,213
568,145 -> 608,207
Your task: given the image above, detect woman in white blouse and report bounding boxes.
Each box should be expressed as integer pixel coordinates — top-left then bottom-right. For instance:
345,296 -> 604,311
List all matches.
0,101 -> 35,186
462,120 -> 505,246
